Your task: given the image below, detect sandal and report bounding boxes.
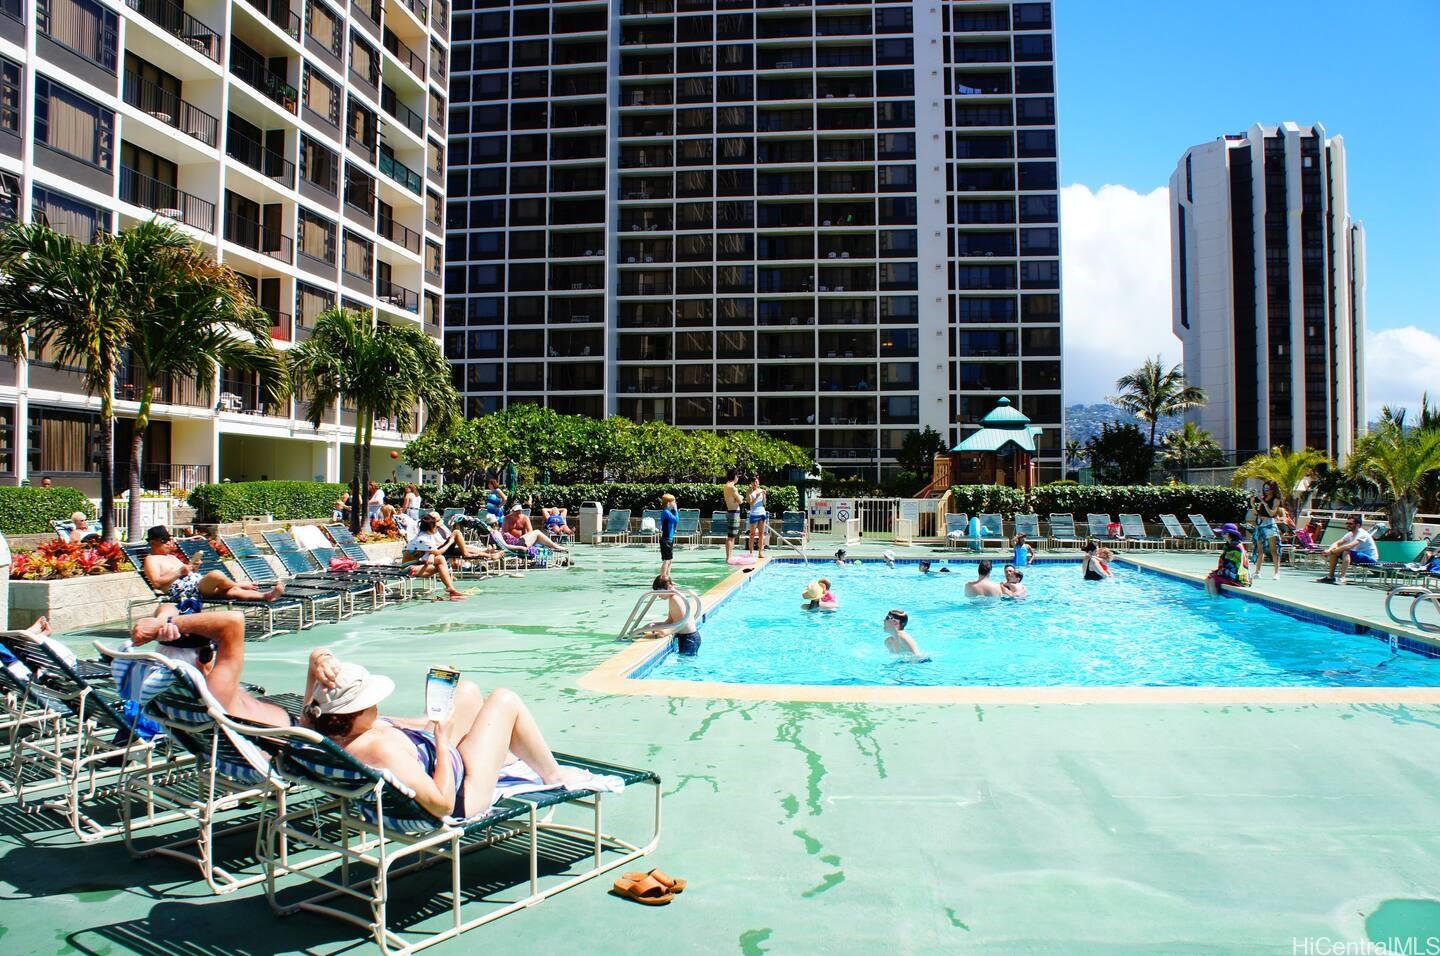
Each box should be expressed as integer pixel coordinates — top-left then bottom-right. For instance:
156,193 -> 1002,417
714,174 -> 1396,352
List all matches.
611,873 -> 674,906
622,868 -> 686,894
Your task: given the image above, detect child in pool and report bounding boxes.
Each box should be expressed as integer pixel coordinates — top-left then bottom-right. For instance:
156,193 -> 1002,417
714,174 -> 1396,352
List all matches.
1097,546 -> 1114,574
883,609 -> 928,661
882,549 -> 896,569
1001,565 -> 1028,599
833,548 -> 848,566
802,579 -> 838,611
918,560 -> 932,574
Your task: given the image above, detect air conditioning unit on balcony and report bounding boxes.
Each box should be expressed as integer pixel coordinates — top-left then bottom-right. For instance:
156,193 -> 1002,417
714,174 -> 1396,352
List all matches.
840,251 -> 850,258
627,256 -> 636,263
644,255 -> 654,262
822,219 -> 831,226
827,251 -> 837,258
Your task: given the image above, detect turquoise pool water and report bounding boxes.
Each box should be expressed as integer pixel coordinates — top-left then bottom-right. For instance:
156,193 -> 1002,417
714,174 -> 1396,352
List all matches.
648,560 -> 1439,687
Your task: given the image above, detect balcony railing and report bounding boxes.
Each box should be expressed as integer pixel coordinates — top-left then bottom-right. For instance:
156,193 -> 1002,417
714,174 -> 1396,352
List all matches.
380,86 -> 423,137
120,167 -> 216,232
229,43 -> 296,113
224,212 -> 292,262
262,306 -> 291,341
382,28 -> 424,78
116,365 -> 213,408
376,213 -> 420,253
377,151 -> 421,194
124,0 -> 221,59
242,0 -> 299,39
400,0 -> 427,24
123,71 -> 219,146
376,279 -> 418,313
226,128 -> 295,187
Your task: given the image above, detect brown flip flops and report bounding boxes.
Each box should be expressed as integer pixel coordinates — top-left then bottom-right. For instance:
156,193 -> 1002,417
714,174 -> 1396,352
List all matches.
611,873 -> 675,906
621,868 -> 687,894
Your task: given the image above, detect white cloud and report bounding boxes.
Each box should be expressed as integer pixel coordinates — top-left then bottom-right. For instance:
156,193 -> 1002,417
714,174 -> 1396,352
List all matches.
1364,326 -> 1440,420
1060,183 -> 1181,404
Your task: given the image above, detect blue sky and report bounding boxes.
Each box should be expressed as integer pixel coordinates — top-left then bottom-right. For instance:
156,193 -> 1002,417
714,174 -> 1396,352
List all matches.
1054,0 -> 1440,412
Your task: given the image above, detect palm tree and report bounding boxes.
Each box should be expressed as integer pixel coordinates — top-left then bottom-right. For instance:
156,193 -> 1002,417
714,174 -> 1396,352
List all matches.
1111,356 -> 1207,447
0,224 -> 131,539
118,221 -> 286,541
1348,419 -> 1440,540
1063,438 -> 1084,469
1234,447 -> 1332,514
288,307 -> 459,532
1161,422 -> 1225,476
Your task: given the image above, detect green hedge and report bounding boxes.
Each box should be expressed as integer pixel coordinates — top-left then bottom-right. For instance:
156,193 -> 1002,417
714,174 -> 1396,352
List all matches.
189,481 -> 348,523
434,482 -> 800,518
1025,484 -> 1250,522
0,486 -> 94,534
947,485 -> 1028,517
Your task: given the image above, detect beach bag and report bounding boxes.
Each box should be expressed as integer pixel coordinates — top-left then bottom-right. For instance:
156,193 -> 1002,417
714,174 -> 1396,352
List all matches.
640,516 -> 657,533
329,555 -> 360,572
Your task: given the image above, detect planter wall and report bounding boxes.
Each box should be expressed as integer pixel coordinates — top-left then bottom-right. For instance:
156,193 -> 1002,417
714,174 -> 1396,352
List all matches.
10,573 -> 156,632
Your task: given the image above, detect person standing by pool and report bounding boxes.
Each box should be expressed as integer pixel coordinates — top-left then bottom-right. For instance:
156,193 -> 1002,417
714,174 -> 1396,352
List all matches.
1001,565 -> 1028,599
883,610 -> 927,660
1251,481 -> 1284,580
1011,533 -> 1033,568
658,493 -> 679,577
1081,541 -> 1112,581
484,478 -> 506,525
964,560 -> 1004,597
746,475 -> 768,558
1317,515 -> 1379,586
722,470 -> 744,562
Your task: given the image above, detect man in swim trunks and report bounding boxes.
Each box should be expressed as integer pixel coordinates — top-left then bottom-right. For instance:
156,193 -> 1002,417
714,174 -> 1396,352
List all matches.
964,559 -> 1004,597
141,526 -> 285,612
722,469 -> 743,562
1318,515 -> 1379,586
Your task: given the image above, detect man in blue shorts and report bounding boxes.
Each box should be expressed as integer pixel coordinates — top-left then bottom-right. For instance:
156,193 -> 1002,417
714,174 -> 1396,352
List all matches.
1318,515 -> 1379,585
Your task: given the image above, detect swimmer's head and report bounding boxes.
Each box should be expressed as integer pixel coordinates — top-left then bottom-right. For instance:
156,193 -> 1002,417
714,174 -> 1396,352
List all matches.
918,560 -> 931,573
882,549 -> 896,566
1004,565 -> 1023,583
834,548 -> 847,563
976,560 -> 993,578
884,609 -> 908,631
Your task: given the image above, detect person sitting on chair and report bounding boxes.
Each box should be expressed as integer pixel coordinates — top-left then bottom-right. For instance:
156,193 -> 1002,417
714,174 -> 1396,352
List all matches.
142,526 -> 285,613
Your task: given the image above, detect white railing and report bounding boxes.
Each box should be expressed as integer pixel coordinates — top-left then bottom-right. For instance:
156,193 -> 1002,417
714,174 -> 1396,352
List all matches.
843,517 -> 862,545
94,497 -> 175,538
893,517 -> 914,545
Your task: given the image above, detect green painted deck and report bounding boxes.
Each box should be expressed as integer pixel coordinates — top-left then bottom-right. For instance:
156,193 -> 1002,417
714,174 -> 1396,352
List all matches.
4,542 -> 1440,954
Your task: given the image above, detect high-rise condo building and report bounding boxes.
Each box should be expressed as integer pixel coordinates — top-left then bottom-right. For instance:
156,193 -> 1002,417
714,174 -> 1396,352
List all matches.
0,0 -> 448,494
444,0 -> 1062,478
1170,122 -> 1365,460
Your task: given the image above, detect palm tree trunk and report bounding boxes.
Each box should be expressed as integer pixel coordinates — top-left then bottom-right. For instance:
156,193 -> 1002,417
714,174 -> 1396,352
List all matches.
127,383 -> 151,543
98,387 -> 117,542
349,411 -> 365,535
1149,418 -> 1158,448
359,415 -> 374,531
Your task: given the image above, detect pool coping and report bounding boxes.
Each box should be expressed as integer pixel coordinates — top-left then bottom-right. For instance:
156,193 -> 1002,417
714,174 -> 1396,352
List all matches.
575,554 -> 1440,705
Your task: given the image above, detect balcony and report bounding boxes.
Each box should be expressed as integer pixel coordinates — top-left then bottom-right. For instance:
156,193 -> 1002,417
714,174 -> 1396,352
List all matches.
123,71 -> 219,147
399,0 -> 427,24
382,28 -> 424,79
120,167 -> 216,232
229,44 -> 296,113
116,365 -> 213,408
241,0 -> 299,39
376,279 -> 418,313
124,0 -> 221,61
262,306 -> 291,341
380,85 -> 423,138
223,212 -> 292,262
226,128 -> 295,187
378,151 -> 421,194
376,212 -> 420,253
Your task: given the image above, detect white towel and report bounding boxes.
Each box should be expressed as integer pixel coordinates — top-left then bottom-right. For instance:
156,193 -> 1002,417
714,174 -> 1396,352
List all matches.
448,758 -> 625,824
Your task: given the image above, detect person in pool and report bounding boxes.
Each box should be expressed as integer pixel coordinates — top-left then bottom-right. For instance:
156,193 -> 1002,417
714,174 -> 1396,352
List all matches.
1207,523 -> 1252,594
882,549 -> 896,569
833,548 -> 848,566
802,579 -> 838,611
1081,541 -> 1112,581
641,574 -> 701,655
918,560 -> 932,574
1011,533 -> 1033,569
1001,565 -> 1028,599
964,560 -> 1004,598
882,610 -> 927,661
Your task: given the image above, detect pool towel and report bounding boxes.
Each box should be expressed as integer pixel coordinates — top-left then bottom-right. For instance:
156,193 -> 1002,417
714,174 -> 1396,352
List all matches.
448,758 -> 625,825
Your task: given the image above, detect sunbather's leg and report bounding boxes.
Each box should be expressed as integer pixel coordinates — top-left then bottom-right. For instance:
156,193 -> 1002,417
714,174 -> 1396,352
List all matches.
521,530 -> 567,551
431,556 -> 465,598
199,571 -> 285,602
455,687 -> 589,813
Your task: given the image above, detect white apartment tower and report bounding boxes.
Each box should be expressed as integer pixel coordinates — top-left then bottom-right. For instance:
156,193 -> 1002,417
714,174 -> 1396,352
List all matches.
444,0 -> 1063,478
1170,122 -> 1365,460
0,0 -> 448,494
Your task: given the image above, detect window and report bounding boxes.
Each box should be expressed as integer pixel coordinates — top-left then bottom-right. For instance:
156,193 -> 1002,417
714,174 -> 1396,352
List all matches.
1017,129 -> 1055,158
34,79 -> 114,168
344,163 -> 375,213
342,230 -> 373,278
306,0 -> 343,56
347,99 -> 376,153
295,281 -> 334,326
297,207 -> 336,263
37,0 -> 118,71
303,65 -> 341,126
30,408 -> 97,474
32,186 -> 107,241
876,39 -> 913,65
299,134 -> 338,193
350,32 -> 379,87
0,57 -> 19,133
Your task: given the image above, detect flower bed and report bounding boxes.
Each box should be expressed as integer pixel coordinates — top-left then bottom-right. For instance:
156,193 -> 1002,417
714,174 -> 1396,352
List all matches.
11,539 -> 131,580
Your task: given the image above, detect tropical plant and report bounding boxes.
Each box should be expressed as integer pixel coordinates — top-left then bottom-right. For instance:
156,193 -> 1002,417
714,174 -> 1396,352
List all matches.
11,538 -> 130,580
0,224 -> 131,539
896,426 -> 947,477
1160,422 -> 1227,475
1347,418 -> 1440,540
116,221 -> 286,541
1110,356 -> 1207,447
1233,446 -> 1331,514
1084,422 -> 1153,484
288,308 -> 459,532
1064,439 -> 1084,467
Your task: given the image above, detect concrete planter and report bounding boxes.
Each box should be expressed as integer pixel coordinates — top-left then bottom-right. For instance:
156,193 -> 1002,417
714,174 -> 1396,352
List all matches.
362,540 -> 405,562
10,573 -> 156,632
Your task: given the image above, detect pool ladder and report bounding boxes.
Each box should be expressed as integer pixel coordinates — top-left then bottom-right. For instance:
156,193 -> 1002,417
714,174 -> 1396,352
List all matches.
618,587 -> 702,642
1384,586 -> 1440,635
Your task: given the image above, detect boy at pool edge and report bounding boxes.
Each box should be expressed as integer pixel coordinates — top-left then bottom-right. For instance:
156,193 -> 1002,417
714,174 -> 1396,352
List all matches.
883,610 -> 929,662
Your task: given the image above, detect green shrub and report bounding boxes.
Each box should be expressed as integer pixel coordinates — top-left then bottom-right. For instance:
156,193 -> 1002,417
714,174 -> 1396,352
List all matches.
947,484 -> 1028,517
432,482 -> 800,518
189,481 -> 348,523
1025,484 -> 1249,522
0,486 -> 94,534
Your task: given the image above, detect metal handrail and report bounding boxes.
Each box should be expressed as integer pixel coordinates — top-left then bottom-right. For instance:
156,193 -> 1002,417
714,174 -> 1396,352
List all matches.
124,0 -> 220,60
376,213 -> 420,253
226,127 -> 295,187
617,587 -> 701,642
242,0 -> 299,39
229,43 -> 297,113
223,212 -> 292,262
382,27 -> 425,78
120,167 -> 216,232
123,70 -> 219,146
380,85 -> 424,137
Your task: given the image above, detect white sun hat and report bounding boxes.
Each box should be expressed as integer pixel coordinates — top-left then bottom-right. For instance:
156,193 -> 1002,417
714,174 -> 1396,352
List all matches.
310,662 -> 395,716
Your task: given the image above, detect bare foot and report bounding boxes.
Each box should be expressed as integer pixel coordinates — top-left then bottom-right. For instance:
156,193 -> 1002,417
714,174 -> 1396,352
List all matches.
446,590 -> 467,601
264,582 -> 286,602
23,616 -> 51,639
549,766 -> 605,792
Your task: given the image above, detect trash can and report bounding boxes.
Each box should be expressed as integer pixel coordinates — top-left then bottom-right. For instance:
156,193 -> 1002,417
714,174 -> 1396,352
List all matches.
578,501 -> 604,545
0,532 -> 11,630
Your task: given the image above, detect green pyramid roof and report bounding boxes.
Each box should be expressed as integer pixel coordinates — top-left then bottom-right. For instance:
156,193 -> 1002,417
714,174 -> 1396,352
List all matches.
952,397 -> 1044,453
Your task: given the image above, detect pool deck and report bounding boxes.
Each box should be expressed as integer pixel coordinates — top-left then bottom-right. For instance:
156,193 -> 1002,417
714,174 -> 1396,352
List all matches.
5,540 -> 1440,954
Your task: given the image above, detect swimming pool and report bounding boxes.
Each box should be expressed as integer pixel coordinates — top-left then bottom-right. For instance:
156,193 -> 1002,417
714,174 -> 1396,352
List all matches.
643,560 -> 1440,688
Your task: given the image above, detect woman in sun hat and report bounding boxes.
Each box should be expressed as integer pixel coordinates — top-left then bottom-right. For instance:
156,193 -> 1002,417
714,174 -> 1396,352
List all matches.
303,656 -> 615,820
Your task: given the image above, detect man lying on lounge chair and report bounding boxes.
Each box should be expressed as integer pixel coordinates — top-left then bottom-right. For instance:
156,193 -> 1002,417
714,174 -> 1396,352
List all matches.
142,525 -> 285,611
129,607 -> 325,727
